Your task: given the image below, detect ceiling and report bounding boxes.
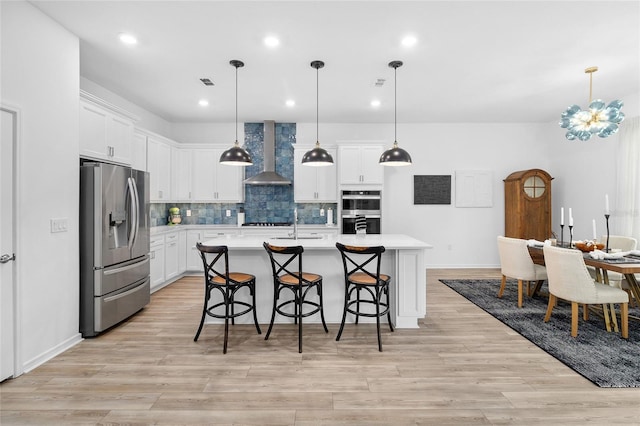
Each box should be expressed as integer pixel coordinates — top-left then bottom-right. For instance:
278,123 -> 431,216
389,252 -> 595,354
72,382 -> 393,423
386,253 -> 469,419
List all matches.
30,1 -> 640,124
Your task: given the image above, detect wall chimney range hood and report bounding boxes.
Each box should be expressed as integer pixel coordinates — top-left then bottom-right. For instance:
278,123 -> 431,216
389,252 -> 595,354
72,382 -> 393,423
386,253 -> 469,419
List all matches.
243,120 -> 292,185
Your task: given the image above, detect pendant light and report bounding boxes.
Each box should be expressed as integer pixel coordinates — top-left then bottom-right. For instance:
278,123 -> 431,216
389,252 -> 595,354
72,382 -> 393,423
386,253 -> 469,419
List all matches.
302,60 -> 334,167
219,60 -> 253,166
379,60 -> 412,166
559,66 -> 625,141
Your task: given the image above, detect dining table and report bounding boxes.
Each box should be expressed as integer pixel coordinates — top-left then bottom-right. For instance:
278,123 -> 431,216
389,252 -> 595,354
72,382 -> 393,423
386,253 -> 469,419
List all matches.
528,244 -> 640,330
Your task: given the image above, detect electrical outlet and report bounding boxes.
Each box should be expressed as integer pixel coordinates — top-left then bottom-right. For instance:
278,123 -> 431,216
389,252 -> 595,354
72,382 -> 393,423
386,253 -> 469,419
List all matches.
50,218 -> 68,233
447,244 -> 453,251
186,210 -> 191,217
226,209 -> 231,217
320,208 -> 325,216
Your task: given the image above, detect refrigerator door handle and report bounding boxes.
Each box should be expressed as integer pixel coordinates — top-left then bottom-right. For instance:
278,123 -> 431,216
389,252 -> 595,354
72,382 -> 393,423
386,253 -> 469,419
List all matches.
127,177 -> 138,250
103,256 -> 150,276
132,176 -> 140,247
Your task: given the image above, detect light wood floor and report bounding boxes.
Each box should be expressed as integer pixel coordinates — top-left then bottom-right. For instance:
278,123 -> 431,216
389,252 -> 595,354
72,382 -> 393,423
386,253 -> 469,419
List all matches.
2,268 -> 640,425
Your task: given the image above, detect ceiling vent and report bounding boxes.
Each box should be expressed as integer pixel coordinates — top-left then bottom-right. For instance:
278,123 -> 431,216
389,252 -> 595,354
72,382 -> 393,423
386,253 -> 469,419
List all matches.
199,78 -> 214,86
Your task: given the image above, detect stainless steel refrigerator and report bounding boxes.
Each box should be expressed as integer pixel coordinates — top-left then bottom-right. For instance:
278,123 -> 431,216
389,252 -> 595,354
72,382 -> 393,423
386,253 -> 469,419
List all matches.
80,162 -> 150,337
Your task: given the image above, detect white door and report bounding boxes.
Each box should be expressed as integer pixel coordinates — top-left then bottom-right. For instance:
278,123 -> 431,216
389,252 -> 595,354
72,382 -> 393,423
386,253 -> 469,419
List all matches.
1,106 -> 17,381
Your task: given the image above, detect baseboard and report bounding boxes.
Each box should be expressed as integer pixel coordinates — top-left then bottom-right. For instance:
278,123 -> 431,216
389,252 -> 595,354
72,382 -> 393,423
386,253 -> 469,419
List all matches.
22,333 -> 83,374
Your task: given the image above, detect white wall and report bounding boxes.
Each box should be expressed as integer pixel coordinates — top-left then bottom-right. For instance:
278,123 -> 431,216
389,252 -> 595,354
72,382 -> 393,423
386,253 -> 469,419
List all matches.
546,90 -> 640,243
297,122 -> 552,267
80,77 -> 173,137
83,90 -> 640,269
1,1 -> 82,371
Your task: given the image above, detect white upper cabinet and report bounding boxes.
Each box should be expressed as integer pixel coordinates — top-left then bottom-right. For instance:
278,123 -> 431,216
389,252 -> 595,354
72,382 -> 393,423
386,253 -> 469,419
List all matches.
214,148 -> 244,201
294,147 -> 337,202
131,130 -> 147,172
191,148 -> 244,202
172,147 -> 192,201
79,91 -> 138,165
147,135 -> 172,202
173,147 -> 243,203
338,145 -> 384,185
191,149 -> 217,201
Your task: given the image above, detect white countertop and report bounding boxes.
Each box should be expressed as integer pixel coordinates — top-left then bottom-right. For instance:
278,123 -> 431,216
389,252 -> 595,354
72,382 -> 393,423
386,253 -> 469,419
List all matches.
201,234 -> 432,250
151,224 -> 339,235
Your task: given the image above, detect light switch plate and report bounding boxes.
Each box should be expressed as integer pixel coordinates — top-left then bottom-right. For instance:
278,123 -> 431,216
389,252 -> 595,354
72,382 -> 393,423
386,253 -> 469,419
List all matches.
50,218 -> 68,233
226,209 -> 231,217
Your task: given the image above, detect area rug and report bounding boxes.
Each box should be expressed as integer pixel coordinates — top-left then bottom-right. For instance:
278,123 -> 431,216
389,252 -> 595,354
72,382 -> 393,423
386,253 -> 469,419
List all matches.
439,279 -> 640,388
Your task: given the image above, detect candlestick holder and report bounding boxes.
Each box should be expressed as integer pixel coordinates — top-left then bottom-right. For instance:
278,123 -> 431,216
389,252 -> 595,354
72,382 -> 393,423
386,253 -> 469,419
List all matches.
605,213 -> 610,252
560,224 -> 564,247
569,225 -> 573,248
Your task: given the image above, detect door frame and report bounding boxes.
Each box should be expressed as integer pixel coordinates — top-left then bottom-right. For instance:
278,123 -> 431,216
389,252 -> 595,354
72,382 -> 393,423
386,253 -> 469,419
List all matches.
1,103 -> 23,379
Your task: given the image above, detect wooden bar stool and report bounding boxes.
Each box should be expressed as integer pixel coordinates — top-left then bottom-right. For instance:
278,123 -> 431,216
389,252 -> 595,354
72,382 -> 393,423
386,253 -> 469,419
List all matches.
263,242 -> 328,353
194,243 -> 261,353
335,242 -> 393,351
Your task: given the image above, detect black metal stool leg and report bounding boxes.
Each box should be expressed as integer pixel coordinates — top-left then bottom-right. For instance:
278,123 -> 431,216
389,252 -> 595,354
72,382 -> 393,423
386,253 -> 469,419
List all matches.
317,280 -> 328,333
336,282 -> 350,341
194,289 -> 209,341
298,286 -> 303,353
251,282 -> 261,334
223,290 -> 230,354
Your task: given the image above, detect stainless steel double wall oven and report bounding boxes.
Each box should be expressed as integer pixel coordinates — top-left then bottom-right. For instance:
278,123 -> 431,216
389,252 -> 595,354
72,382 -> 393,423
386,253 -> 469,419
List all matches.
341,190 -> 381,234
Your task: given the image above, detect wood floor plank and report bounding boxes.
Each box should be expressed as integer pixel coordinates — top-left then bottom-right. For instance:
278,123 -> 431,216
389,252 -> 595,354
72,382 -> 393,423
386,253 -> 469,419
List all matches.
2,268 -> 639,425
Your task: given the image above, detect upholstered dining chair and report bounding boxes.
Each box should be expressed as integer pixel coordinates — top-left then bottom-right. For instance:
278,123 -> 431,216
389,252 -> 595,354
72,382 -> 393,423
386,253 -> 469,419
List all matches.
599,235 -> 638,291
542,245 -> 629,339
496,236 -> 547,308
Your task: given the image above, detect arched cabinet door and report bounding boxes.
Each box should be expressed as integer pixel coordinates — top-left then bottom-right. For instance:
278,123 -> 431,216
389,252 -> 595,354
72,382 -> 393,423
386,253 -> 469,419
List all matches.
504,169 -> 553,241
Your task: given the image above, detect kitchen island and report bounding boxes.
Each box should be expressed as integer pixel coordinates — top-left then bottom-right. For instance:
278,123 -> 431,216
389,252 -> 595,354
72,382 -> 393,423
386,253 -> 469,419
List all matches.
200,234 -> 432,328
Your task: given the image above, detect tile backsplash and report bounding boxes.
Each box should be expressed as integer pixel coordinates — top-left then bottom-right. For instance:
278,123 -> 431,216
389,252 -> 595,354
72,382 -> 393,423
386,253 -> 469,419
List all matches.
149,122 -> 337,227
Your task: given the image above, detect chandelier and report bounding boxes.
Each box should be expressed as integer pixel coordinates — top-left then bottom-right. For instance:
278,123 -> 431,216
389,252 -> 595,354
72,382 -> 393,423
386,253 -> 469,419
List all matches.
559,66 -> 625,141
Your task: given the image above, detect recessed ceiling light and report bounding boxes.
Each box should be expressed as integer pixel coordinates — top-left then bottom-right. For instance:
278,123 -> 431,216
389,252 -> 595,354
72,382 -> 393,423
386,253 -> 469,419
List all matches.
264,36 -> 280,48
371,100 -> 381,108
198,99 -> 209,107
285,99 -> 295,107
401,35 -> 417,47
119,33 -> 138,46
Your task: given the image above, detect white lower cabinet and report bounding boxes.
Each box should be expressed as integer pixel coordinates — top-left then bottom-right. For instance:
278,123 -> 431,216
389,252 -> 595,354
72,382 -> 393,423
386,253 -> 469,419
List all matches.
186,230 -> 204,271
164,232 -> 180,281
178,230 -> 187,274
150,235 -> 165,291
186,229 -> 242,271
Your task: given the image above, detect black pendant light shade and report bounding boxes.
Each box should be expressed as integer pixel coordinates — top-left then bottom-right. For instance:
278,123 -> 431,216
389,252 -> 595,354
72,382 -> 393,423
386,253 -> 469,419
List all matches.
302,141 -> 334,166
220,59 -> 253,166
219,142 -> 253,165
380,60 -> 412,166
379,141 -> 412,166
302,60 -> 334,167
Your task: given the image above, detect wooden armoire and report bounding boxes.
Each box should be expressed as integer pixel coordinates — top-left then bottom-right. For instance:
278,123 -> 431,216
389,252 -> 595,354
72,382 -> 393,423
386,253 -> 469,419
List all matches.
504,169 -> 553,241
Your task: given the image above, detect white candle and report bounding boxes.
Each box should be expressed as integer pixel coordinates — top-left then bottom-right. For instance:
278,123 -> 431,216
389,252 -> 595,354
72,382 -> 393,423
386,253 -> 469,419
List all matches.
605,194 -> 610,214
592,219 -> 597,240
569,208 -> 573,226
560,207 -> 564,226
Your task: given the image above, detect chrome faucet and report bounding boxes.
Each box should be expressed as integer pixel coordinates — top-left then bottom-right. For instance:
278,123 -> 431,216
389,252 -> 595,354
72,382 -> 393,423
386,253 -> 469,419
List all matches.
293,208 -> 298,240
